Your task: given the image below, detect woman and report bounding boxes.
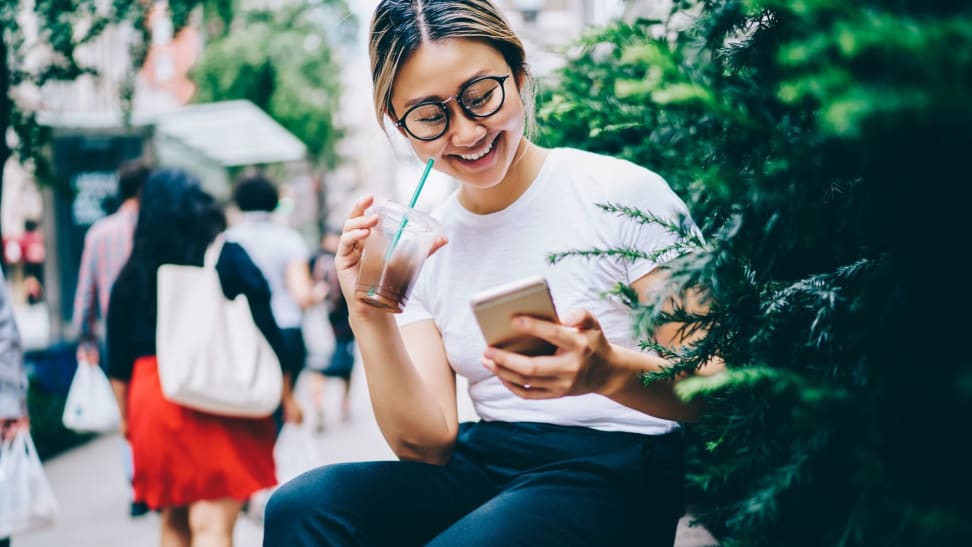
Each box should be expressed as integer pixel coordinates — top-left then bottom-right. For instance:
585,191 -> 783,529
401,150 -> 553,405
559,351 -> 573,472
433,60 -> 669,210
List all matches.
265,1 -> 720,545
107,168 -> 296,547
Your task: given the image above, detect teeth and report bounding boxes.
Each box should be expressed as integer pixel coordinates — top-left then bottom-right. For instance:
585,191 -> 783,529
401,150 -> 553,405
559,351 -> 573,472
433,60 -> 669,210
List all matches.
459,138 -> 494,161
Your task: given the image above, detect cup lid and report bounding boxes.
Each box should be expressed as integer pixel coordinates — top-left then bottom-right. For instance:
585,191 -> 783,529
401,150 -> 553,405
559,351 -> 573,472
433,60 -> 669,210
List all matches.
373,198 -> 444,235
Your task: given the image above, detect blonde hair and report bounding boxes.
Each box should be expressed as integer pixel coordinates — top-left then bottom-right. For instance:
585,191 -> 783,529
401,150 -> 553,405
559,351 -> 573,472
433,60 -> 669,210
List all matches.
369,0 -> 537,137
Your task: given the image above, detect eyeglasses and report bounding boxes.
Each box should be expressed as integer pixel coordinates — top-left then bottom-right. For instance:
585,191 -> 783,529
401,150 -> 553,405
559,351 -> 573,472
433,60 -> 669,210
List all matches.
395,75 -> 510,141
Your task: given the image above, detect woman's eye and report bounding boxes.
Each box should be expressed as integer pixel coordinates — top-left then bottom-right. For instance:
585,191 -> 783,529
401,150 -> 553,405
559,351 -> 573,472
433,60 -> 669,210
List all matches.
466,89 -> 494,107
417,113 -> 445,124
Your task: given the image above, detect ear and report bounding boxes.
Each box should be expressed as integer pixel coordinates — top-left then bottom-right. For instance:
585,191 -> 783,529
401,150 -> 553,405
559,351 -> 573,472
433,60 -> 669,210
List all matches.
514,68 -> 529,92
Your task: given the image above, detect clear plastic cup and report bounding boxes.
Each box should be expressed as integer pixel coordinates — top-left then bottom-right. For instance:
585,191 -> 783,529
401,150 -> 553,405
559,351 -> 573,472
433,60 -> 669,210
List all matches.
354,199 -> 444,313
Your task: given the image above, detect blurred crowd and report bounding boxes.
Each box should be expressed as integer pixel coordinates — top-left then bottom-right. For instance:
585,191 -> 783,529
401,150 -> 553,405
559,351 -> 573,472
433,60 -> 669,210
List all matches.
1,158 -> 355,546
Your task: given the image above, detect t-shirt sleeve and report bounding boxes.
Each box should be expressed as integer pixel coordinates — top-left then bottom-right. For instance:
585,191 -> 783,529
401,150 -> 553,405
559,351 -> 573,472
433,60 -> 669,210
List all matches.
614,167 -> 698,284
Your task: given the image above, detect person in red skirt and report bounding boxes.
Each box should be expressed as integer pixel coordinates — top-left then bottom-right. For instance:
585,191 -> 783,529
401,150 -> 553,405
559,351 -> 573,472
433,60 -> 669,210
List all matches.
106,168 -> 301,547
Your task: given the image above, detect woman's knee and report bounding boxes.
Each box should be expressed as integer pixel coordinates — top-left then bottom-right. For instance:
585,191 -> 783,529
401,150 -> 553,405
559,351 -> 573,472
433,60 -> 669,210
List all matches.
264,464 -> 365,542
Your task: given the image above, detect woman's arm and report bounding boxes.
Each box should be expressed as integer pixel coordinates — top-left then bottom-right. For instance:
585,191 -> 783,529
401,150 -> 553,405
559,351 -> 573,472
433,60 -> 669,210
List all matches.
482,267 -> 722,422
337,195 -> 457,464
105,275 -> 136,432
285,259 -> 327,309
352,313 -> 459,464
110,379 -> 129,437
598,268 -> 723,421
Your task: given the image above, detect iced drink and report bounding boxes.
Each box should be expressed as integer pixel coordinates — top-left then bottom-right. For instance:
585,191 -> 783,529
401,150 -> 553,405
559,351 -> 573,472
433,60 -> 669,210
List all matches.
355,199 -> 444,313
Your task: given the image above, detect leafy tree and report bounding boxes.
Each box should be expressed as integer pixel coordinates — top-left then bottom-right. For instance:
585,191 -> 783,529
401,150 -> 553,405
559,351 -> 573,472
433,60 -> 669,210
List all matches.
0,0 -> 231,238
191,1 -> 353,167
540,0 -> 972,544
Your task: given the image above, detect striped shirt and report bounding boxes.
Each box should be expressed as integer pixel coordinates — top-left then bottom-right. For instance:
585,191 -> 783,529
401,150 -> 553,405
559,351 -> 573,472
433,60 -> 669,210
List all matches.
72,203 -> 138,339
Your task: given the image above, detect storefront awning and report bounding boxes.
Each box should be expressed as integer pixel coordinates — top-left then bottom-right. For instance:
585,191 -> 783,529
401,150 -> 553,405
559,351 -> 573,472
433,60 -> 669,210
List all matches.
154,100 -> 306,167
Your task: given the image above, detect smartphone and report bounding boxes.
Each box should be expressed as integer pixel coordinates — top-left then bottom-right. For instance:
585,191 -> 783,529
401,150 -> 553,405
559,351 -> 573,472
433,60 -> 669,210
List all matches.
470,276 -> 559,356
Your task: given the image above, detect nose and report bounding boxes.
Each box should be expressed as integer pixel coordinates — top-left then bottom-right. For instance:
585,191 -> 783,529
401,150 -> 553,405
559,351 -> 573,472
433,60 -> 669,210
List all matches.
448,106 -> 487,148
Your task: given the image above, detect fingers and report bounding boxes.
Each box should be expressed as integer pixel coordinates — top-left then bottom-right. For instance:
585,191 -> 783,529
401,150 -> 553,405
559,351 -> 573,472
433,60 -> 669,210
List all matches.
338,199 -> 380,259
496,376 -> 554,399
482,351 -> 562,399
428,235 -> 449,257
561,308 -> 599,330
348,194 -> 374,219
509,316 -> 577,352
482,355 -> 558,389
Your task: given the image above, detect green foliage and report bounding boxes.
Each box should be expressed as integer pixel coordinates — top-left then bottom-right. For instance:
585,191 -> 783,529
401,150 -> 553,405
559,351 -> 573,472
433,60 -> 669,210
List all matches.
540,0 -> 972,544
191,1 -> 354,166
0,1 -> 219,186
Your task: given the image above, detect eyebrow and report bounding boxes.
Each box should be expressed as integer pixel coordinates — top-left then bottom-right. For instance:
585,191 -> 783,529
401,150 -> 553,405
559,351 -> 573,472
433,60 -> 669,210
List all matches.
402,70 -> 494,109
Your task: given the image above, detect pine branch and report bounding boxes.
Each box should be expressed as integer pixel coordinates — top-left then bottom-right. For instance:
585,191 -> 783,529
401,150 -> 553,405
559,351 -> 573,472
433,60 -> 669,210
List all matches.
606,282 -> 640,309
546,246 -> 650,264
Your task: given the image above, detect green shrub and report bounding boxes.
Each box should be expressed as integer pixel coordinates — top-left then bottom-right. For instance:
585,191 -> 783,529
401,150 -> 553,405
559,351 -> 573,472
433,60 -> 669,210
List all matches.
540,1 -> 972,544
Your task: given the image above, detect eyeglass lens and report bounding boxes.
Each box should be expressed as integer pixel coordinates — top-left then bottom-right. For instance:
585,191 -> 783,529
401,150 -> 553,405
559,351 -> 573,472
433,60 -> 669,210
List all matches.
403,77 -> 506,140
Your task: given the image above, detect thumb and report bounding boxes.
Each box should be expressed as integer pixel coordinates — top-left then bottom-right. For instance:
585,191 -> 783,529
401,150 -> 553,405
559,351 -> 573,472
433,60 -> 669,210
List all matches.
427,236 -> 449,257
563,308 -> 599,330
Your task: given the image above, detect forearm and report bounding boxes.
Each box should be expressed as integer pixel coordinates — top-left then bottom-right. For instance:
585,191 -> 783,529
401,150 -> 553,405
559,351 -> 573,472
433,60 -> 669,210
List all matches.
72,252 -> 97,336
598,345 -> 713,423
286,261 -> 324,309
110,379 -> 128,433
351,313 -> 456,464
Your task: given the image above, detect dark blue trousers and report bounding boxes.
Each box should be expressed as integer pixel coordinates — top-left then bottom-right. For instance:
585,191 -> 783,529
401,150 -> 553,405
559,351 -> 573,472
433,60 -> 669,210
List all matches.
264,421 -> 684,546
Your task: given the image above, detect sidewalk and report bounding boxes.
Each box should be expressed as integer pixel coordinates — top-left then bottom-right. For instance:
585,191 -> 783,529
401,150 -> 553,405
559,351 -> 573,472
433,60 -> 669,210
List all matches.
13,369 -> 717,546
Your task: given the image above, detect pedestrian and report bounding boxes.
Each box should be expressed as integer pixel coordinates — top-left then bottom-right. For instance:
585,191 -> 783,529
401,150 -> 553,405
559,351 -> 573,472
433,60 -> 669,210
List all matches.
226,174 -> 325,428
106,168 -> 296,547
70,158 -> 151,517
0,268 -> 29,547
264,1 -> 721,546
304,231 -> 356,431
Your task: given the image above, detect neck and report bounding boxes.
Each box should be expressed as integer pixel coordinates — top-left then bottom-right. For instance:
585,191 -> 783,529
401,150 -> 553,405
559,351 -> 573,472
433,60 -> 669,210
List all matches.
458,139 -> 548,214
120,198 -> 139,212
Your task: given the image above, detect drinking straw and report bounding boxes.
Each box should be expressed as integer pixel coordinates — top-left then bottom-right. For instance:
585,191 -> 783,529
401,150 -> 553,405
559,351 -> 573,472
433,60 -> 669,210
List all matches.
382,157 -> 435,263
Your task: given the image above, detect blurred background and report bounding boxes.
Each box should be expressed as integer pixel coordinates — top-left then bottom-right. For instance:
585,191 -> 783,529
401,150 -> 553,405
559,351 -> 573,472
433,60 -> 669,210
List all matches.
3,1 -> 723,546
3,0 -> 669,370
7,0 -> 968,545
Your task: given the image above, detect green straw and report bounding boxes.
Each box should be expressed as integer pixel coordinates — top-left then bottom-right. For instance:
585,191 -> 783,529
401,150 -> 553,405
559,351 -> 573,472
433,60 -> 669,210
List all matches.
378,157 -> 435,269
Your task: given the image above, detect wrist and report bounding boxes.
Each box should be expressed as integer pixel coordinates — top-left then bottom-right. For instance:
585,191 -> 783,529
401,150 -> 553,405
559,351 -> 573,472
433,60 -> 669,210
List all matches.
596,345 -> 638,399
348,305 -> 397,330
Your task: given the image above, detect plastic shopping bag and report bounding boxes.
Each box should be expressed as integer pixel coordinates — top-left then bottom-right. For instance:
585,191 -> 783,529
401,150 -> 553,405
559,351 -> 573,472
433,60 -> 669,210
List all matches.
274,423 -> 322,485
62,360 -> 121,432
0,429 -> 59,537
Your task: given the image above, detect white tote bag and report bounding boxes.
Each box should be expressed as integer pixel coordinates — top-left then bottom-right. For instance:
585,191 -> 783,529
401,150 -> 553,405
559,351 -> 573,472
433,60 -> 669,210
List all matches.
61,360 -> 121,432
0,429 -> 59,537
156,238 -> 283,417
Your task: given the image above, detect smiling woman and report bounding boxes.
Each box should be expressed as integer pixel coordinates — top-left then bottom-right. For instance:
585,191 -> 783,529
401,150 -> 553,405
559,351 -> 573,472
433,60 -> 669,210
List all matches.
263,1 -> 714,546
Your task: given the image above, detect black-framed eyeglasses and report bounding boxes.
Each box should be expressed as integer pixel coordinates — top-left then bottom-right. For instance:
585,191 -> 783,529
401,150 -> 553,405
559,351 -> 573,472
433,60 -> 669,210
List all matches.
394,75 -> 510,141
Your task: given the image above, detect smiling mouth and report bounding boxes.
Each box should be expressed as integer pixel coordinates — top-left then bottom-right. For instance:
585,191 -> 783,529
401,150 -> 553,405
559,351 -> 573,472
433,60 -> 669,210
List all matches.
456,135 -> 499,161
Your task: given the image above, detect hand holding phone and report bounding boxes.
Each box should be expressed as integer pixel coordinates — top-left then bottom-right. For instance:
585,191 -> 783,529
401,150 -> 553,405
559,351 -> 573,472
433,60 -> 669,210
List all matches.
470,276 -> 559,356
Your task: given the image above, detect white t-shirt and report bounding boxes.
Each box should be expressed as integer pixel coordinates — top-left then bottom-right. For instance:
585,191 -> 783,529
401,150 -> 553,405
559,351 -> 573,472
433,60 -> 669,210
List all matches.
226,212 -> 309,329
398,148 -> 695,435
